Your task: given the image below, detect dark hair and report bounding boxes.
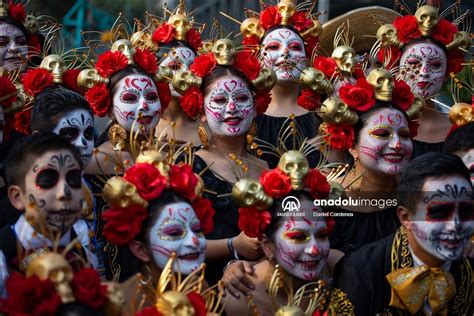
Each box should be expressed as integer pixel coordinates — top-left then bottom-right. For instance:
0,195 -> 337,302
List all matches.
30,85 -> 93,132
57,303 -> 104,316
444,122 -> 474,154
5,132 -> 82,189
201,65 -> 253,96
265,190 -> 314,238
0,17 -> 28,38
398,152 -> 471,211
156,39 -> 196,61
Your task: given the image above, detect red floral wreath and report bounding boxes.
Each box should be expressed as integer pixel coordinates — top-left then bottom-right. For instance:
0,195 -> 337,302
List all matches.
152,23 -> 203,51
0,76 -> 18,108
102,162 -> 215,246
21,67 -> 86,97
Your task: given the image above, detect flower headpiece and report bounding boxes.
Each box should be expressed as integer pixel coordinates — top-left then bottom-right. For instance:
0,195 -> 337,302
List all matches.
101,147 -> 215,246
0,251 -> 124,315
443,70 -> 473,135
376,3 -> 470,75
171,38 -> 277,119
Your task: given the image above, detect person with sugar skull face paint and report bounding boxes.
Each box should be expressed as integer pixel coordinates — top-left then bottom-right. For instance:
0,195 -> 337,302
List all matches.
171,38 -> 277,286
335,152 -> 474,315
375,2 -> 470,159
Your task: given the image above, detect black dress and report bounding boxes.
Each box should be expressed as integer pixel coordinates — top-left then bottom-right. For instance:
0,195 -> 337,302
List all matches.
334,226 -> 473,315
329,206 -> 400,255
256,113 -> 322,168
411,139 -> 445,160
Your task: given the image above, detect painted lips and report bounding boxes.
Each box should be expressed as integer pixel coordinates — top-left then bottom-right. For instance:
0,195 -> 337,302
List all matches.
223,116 -> 242,126
381,153 -> 404,163
137,115 -> 153,125
295,259 -> 321,270
416,82 -> 431,89
178,252 -> 200,261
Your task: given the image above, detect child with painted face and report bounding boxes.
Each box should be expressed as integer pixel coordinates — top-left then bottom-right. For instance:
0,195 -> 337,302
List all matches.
445,123 -> 474,186
376,3 -> 470,158
0,133 -> 97,296
335,152 -> 474,315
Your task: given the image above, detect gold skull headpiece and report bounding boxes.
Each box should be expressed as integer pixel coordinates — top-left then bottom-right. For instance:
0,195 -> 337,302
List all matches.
446,71 -> 473,129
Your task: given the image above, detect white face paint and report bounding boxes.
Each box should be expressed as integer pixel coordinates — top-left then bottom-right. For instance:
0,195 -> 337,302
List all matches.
410,176 -> 474,262
0,22 -> 28,71
204,75 -> 254,137
148,201 -> 206,275
272,198 -> 330,281
358,108 -> 413,176
262,28 -> 307,82
112,74 -> 161,133
456,148 -> 474,186
0,106 -> 4,145
158,46 -> 196,98
23,150 -> 83,234
52,110 -> 94,167
399,42 -> 447,98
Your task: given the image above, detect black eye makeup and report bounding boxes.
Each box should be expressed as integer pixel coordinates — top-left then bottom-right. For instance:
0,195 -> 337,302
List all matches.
35,168 -> 60,189
426,202 -> 455,221
84,126 -> 94,141
458,201 -> 474,221
66,169 -> 82,189
120,91 -> 139,104
58,127 -> 80,141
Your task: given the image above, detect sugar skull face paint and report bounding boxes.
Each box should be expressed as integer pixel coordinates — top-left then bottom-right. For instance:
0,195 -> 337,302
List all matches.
159,46 -> 196,98
52,110 -> 94,167
410,176 -> 474,262
399,42 -> 447,98
0,22 -> 28,71
358,108 -> 413,176
262,28 -> 307,82
204,75 -> 254,137
148,201 -> 206,275
112,74 -> 161,133
272,198 -> 330,281
22,150 -> 84,234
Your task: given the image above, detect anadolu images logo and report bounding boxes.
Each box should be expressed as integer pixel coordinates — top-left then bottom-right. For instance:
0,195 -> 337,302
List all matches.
281,196 -> 300,212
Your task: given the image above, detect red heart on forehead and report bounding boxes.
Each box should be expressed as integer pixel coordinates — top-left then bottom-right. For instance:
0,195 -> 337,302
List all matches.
388,113 -> 403,127
278,30 -> 291,39
224,80 -> 237,92
420,46 -> 433,58
180,50 -> 192,59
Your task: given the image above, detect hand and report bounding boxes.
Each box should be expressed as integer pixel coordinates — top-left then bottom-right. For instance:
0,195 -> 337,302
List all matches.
463,238 -> 474,258
222,260 -> 255,298
233,231 -> 262,260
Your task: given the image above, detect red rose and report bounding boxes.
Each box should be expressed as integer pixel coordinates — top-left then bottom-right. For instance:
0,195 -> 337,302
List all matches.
157,82 -> 172,111
392,80 -> 414,111
124,163 -> 167,200
8,1 -> 26,23
242,36 -> 260,47
255,92 -> 271,115
234,51 -> 261,80
102,205 -> 148,245
260,168 -> 292,199
62,69 -> 82,93
181,86 -> 203,119
169,163 -> 199,201
136,307 -> 162,316
313,56 -> 337,79
152,23 -> 175,44
13,109 -> 31,135
27,34 -> 42,57
377,46 -> 401,70
339,78 -> 375,112
73,268 -> 109,310
187,292 -> 206,316
85,83 -> 110,117
312,310 -> 329,316
305,36 -> 319,57
191,197 -> 215,234
325,216 -> 335,234
260,6 -> 282,30
292,11 -> 312,32
305,169 -> 330,199
409,120 -> 419,138
297,89 -> 320,111
96,51 -> 129,77
186,28 -> 202,51
393,15 -> 421,43
0,76 -> 17,107
21,68 -> 54,96
446,49 -> 465,74
432,19 -> 458,45
238,207 -> 271,239
352,67 -> 365,79
324,124 -> 355,150
190,52 -> 216,77
133,48 -> 158,74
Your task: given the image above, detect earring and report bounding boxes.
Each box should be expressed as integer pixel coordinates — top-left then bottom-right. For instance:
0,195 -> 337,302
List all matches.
198,123 -> 209,147
139,264 -> 153,285
108,123 -> 127,151
247,119 -> 257,137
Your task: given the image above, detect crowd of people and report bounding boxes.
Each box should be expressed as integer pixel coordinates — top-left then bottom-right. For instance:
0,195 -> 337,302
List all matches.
0,0 -> 472,315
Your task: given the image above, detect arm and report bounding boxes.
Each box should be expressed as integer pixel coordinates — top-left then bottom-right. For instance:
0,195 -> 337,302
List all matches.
205,231 -> 262,261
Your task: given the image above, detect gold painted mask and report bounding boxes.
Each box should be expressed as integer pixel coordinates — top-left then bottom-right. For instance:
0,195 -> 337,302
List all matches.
300,67 -> 332,94
111,39 -> 136,65
211,39 -> 236,65
367,68 -> 394,102
232,178 -> 273,210
415,5 -> 438,37
320,96 -> 358,125
168,13 -> 191,41
277,0 -> 296,26
331,46 -> 356,73
278,151 -> 310,190
40,55 -> 66,84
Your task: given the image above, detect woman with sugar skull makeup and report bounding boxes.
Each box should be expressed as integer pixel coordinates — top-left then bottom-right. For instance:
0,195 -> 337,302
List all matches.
375,2 -> 470,159
171,38 -> 276,286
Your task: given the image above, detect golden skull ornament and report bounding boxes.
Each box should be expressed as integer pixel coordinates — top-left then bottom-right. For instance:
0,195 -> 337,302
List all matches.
252,67 -> 277,92
156,291 -> 195,316
405,93 -> 425,120
275,306 -> 304,316
278,151 -> 310,190
331,46 -> 356,73
241,18 -> 265,40
415,5 -> 438,37
211,39 -> 236,65
136,150 -> 170,177
103,176 -> 148,208
232,178 -> 273,210
376,24 -> 402,48
277,0 -> 296,26
320,96 -> 358,125
367,68 -> 394,102
300,67 -> 332,94
111,39 -> 136,65
172,70 -> 202,95
449,103 -> 472,127
77,69 -> 109,89
40,55 -> 66,84
168,13 -> 191,41
446,31 -> 472,51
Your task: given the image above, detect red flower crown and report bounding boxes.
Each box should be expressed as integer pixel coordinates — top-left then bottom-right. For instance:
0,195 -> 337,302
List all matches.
77,44 -> 171,117
233,150 -> 333,239
101,151 -> 215,246
152,24 -> 202,52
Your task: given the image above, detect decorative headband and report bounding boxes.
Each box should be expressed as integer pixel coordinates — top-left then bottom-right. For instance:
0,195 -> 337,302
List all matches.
171,38 -> 277,119
0,251 -> 124,315
232,151 -> 334,239
101,149 -> 215,246
77,38 -> 172,117
317,67 -> 424,150
376,3 -> 470,75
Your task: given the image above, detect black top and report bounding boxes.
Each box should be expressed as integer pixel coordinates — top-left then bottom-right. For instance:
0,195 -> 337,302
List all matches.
334,227 -> 473,315
411,139 -> 445,160
256,113 -> 322,168
329,206 -> 400,254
